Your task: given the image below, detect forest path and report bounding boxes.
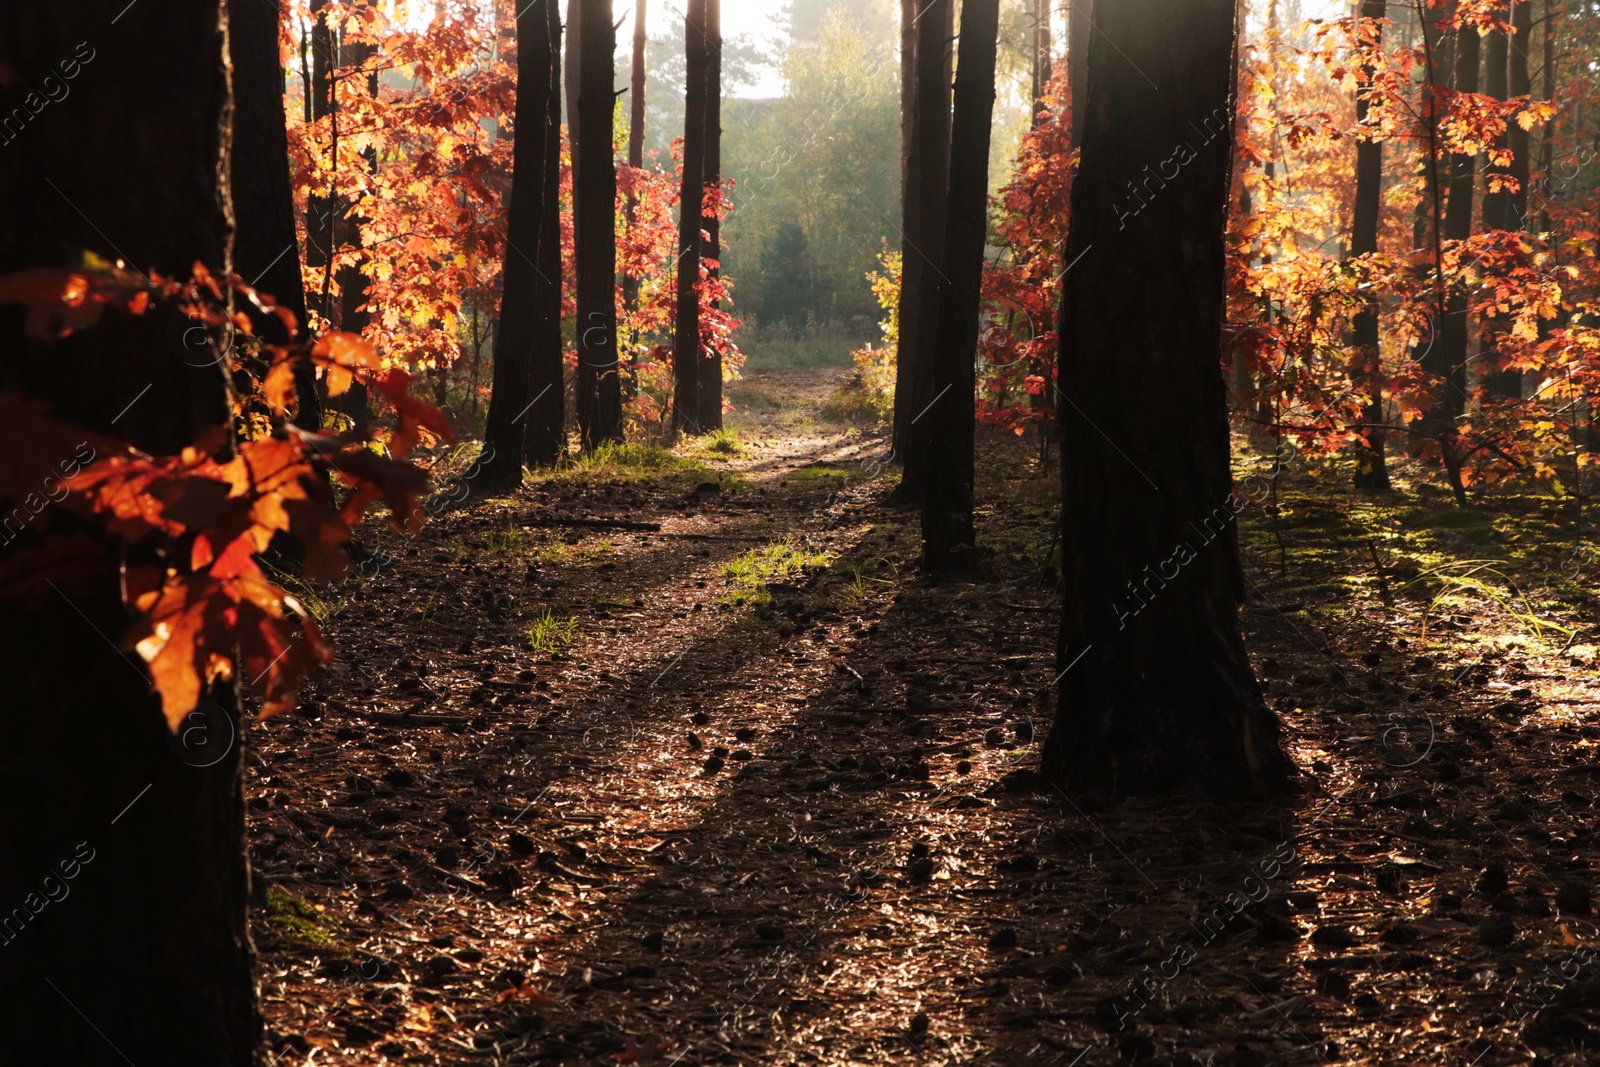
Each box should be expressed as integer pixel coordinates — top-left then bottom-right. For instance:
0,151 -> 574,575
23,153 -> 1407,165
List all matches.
249,365 -> 1600,1066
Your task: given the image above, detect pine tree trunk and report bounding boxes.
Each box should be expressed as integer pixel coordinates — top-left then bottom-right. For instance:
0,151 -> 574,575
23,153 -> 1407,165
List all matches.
1428,18 -> 1478,502
672,0 -> 709,435
889,0 -> 953,504
1350,0 -> 1391,490
0,2 -> 261,1062
697,0 -> 724,431
528,0 -> 568,467
231,0 -> 320,429
1038,0 -> 1291,797
574,0 -> 622,449
1481,3 -> 1520,399
623,0 -> 647,326
478,0 -> 558,490
920,0 -> 999,573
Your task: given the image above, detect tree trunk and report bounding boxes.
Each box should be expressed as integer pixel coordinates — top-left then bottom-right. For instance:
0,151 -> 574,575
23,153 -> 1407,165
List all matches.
698,0 -> 724,431
920,0 -> 1000,573
1480,3 -> 1521,399
888,0 -> 954,504
623,0 -> 647,324
574,0 -> 622,450
1068,0 -> 1089,146
231,0 -> 320,429
672,0 -> 709,435
1032,0 -> 1053,128
528,0 -> 568,467
1038,0 -> 1291,797
1350,0 -> 1391,490
0,2 -> 261,1063
478,0 -> 557,490
1424,13 -> 1477,502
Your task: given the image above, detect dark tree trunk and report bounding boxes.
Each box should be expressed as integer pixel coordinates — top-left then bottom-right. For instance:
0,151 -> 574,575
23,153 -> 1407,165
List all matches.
1498,0 -> 1532,395
1350,0 -> 1391,490
673,0 -> 709,434
623,0 -> 647,325
889,0 -> 953,504
0,2 -> 261,1064
1038,0 -> 1291,797
231,0 -> 319,429
1481,3 -> 1521,398
477,0 -> 558,490
698,0 -> 724,431
1068,0 -> 1089,146
528,0 -> 568,467
1032,0 -> 1053,128
1427,17 -> 1478,502
919,0 -> 1000,573
574,0 -> 622,449
900,0 -> 915,243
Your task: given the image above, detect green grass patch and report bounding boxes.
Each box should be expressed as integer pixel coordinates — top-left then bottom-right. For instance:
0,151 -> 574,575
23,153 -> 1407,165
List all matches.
789,464 -> 853,492
741,335 -> 860,371
254,889 -> 334,951
486,523 -> 525,556
558,441 -> 721,485
719,539 -> 834,613
526,610 -> 579,656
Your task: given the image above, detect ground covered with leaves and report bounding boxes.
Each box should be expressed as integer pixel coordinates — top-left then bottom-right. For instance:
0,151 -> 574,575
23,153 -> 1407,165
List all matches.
249,366 -> 1600,1066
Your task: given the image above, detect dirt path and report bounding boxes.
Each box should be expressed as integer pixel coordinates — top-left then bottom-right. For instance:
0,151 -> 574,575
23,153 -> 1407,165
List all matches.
251,366 -> 1600,1067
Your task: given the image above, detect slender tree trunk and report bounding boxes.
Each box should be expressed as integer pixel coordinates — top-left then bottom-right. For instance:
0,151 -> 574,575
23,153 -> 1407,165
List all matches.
574,0 -> 622,449
566,0 -> 582,182
920,0 -> 1000,572
698,0 -> 724,430
232,0 -> 319,429
673,0 -> 709,435
889,0 -> 954,504
528,0 -> 568,466
1501,0 -> 1532,386
623,0 -> 647,327
1032,0 -> 1053,128
1350,0 -> 1391,490
0,2 -> 261,1063
1481,2 -> 1521,398
478,0 -> 557,490
900,0 -> 915,243
1039,0 -> 1291,797
1424,10 -> 1476,503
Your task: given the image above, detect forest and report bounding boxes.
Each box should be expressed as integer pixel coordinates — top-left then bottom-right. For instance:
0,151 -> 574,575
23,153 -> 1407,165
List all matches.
1,0 -> 1599,1062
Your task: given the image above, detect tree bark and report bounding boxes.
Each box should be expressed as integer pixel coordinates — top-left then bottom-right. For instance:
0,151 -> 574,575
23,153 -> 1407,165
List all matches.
478,0 -> 558,490
527,0 -> 568,467
0,2 -> 261,1063
1032,0 -> 1053,128
1423,12 -> 1477,502
623,0 -> 647,323
889,0 -> 954,504
1038,0 -> 1291,797
697,0 -> 725,431
1350,0 -> 1391,490
574,0 -> 622,449
231,0 -> 319,429
920,0 -> 1000,573
672,0 -> 709,434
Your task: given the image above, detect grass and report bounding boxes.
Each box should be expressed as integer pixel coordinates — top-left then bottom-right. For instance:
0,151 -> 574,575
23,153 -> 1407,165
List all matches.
487,523 -> 525,556
719,538 -> 835,613
253,889 -> 334,950
526,610 -> 579,656
556,441 -> 733,488
789,464 -> 853,492
740,335 -> 861,371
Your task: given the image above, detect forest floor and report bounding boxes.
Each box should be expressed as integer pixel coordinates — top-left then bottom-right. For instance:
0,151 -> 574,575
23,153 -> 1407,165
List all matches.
250,363 -> 1600,1066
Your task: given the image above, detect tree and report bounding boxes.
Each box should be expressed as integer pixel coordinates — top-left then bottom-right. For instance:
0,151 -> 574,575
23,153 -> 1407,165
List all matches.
1039,0 -> 1292,796
920,0 -> 1000,572
624,0 -> 648,322
527,0 -> 568,467
1350,0 -> 1391,490
573,0 -> 623,449
673,0 -> 711,434
889,0 -> 953,504
477,0 -> 560,490
1481,1 -> 1521,398
698,0 -> 726,431
0,1 -> 259,1061
232,0 -> 319,429
1032,0 -> 1053,128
